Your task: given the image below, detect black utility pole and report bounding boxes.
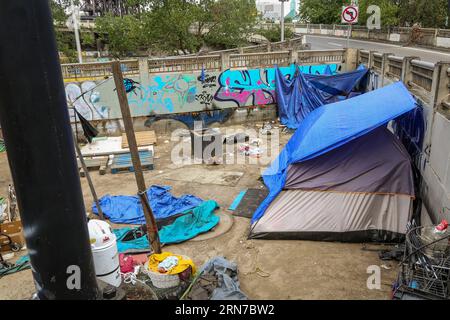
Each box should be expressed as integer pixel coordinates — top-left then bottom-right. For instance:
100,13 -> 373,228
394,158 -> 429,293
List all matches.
0,1 -> 99,299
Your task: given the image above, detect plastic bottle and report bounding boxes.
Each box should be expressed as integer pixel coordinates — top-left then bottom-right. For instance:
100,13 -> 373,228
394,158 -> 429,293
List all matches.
420,219 -> 449,258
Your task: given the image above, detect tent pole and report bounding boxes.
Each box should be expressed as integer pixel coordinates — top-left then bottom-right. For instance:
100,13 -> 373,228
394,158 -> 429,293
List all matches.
72,132 -> 105,220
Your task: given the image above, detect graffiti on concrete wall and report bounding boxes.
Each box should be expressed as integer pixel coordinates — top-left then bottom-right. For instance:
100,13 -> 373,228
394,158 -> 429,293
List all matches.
127,74 -> 196,113
65,63 -> 339,120
65,81 -> 110,120
214,64 -> 338,107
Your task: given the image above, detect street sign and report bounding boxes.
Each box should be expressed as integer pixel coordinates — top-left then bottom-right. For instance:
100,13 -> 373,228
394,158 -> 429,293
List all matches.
341,5 -> 359,24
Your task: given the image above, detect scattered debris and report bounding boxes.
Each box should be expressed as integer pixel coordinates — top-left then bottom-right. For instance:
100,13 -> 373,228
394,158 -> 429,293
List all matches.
237,143 -> 264,158
223,132 -> 249,144
393,220 -> 450,300
182,257 -> 247,300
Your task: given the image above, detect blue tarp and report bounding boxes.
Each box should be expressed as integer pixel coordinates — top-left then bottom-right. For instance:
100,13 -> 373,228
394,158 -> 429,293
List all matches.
276,65 -> 369,129
92,185 -> 203,224
252,81 -> 417,223
113,200 -> 219,250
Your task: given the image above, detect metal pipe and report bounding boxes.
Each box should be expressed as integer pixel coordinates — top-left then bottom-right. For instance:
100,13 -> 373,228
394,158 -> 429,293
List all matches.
280,0 -> 285,42
0,0 -> 99,299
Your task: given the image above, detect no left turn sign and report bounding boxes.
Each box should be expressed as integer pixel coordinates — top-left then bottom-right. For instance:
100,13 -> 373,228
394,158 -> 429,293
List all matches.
341,6 -> 359,24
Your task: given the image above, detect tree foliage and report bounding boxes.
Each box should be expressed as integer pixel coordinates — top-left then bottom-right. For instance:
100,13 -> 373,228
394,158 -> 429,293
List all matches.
94,0 -> 257,55
95,14 -> 143,57
259,26 -> 295,42
299,0 -> 448,28
299,0 -> 345,24
398,0 -> 448,28
358,0 -> 399,26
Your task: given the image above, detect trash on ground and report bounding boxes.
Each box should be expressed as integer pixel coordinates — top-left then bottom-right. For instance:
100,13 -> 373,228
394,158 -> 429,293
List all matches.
238,143 -> 264,158
0,255 -> 30,279
182,256 -> 247,300
393,220 -> 450,300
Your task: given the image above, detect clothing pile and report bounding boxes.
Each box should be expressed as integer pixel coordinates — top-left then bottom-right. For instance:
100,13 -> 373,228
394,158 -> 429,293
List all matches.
184,257 -> 247,300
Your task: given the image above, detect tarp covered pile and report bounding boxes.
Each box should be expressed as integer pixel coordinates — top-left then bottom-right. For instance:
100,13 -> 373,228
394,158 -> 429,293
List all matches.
92,185 -> 203,224
276,65 -> 368,129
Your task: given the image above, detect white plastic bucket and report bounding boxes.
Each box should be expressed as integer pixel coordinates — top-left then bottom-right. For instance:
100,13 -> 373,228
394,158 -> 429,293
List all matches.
88,220 -> 122,287
92,241 -> 121,287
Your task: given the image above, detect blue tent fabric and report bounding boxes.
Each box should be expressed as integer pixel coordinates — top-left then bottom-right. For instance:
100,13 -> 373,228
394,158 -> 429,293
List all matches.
158,200 -> 220,244
275,67 -> 326,129
92,185 -> 203,224
114,227 -> 150,253
251,81 -> 417,223
113,200 -> 219,251
306,67 -> 369,96
276,65 -> 369,129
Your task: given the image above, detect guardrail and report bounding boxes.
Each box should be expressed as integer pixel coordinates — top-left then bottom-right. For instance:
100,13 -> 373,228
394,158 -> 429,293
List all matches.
372,52 -> 383,72
410,59 -> 435,92
298,49 -> 344,65
61,48 -> 346,80
358,50 -> 370,66
229,51 -> 291,68
386,55 -> 403,80
281,22 -> 450,49
61,59 -> 138,81
148,55 -> 221,73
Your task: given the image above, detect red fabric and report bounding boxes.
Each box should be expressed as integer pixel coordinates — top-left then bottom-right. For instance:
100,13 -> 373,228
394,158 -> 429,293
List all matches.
119,253 -> 135,273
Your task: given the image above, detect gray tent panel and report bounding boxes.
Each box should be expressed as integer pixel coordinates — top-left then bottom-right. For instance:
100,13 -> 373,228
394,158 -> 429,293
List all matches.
250,190 -> 412,242
284,128 -> 414,196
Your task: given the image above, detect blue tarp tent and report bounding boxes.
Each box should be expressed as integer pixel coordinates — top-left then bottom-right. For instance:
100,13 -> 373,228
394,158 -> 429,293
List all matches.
251,81 -> 417,223
276,65 -> 369,129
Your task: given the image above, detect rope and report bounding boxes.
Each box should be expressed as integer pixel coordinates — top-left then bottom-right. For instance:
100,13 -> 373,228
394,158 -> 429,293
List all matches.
121,265 -> 146,285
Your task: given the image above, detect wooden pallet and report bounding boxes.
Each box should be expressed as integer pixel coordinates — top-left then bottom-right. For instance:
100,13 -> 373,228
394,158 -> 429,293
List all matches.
77,156 -> 109,177
121,130 -> 157,149
111,150 -> 154,174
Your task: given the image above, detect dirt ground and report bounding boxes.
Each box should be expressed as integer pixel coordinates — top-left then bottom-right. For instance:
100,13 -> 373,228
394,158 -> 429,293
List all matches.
0,123 -> 399,300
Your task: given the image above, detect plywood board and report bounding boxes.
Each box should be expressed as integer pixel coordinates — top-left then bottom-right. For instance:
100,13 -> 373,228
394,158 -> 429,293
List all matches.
122,130 -> 157,148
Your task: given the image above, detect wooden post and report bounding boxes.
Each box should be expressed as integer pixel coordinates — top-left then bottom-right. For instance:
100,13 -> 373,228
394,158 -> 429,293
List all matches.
72,132 -> 105,220
111,61 -> 161,254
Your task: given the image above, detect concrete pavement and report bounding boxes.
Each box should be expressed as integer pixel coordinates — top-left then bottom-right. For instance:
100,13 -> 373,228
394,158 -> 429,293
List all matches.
305,35 -> 450,63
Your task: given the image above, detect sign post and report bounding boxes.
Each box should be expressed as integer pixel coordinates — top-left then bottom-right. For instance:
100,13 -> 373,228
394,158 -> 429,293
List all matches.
341,5 -> 359,48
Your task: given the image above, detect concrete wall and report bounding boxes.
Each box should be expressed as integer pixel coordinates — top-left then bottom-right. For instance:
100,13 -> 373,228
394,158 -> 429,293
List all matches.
65,63 -> 339,121
361,50 -> 450,222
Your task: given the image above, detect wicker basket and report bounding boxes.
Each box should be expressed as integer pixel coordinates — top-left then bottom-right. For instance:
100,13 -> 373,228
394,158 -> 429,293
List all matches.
145,269 -> 180,289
